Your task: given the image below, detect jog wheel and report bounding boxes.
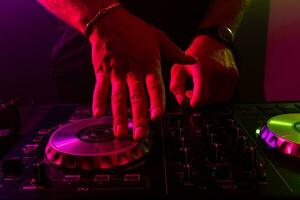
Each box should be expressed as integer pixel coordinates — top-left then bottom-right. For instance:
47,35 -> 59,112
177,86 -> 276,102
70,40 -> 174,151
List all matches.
45,117 -> 152,170
259,113 -> 300,158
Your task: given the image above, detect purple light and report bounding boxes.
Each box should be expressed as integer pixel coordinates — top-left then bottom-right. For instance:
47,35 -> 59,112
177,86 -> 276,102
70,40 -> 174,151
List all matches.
261,128 -> 278,149
260,125 -> 268,139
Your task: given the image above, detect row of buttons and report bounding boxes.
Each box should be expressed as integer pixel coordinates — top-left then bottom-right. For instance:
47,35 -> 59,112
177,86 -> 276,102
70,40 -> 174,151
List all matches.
63,174 -> 141,183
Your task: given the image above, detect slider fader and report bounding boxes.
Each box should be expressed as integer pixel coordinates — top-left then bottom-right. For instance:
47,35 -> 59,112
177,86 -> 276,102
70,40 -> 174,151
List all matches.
1,102 -> 300,199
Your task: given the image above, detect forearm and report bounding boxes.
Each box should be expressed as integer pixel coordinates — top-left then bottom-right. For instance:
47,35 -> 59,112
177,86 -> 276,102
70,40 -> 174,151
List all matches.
38,0 -> 118,32
200,0 -> 251,34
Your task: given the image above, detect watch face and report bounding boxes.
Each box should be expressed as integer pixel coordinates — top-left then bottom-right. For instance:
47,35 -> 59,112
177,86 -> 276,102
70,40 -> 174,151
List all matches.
218,26 -> 234,44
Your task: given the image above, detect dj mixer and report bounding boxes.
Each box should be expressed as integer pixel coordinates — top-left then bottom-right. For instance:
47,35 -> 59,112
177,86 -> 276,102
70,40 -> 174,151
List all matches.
1,101 -> 300,199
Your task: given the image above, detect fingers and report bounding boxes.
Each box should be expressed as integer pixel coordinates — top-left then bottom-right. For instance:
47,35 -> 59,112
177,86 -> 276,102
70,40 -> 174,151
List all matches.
170,64 -> 188,105
190,64 -> 205,108
146,64 -> 165,120
92,72 -> 110,117
127,72 -> 149,141
188,64 -> 238,107
111,70 -> 128,138
158,31 -> 197,64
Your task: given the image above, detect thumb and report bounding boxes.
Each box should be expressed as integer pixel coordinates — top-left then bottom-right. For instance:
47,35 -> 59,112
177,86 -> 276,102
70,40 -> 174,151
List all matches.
158,31 -> 197,64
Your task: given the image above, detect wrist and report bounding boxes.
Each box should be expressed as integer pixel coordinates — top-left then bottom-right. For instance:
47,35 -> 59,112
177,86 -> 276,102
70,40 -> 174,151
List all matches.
76,0 -> 118,32
191,35 -> 225,49
88,7 -> 129,43
195,25 -> 235,50
83,1 -> 123,38
187,35 -> 229,56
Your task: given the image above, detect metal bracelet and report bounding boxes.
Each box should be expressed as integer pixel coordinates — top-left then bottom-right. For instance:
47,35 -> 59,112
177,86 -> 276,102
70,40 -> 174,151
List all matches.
83,2 -> 122,38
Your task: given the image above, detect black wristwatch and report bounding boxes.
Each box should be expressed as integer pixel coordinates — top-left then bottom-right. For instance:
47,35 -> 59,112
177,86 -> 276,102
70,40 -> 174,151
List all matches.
196,25 -> 235,48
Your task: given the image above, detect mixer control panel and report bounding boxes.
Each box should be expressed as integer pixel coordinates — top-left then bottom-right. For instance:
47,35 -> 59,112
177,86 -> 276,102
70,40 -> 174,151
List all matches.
0,103 -> 300,199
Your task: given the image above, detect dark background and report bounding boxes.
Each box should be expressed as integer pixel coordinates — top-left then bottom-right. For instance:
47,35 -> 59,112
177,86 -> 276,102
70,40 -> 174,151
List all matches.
0,0 -> 270,104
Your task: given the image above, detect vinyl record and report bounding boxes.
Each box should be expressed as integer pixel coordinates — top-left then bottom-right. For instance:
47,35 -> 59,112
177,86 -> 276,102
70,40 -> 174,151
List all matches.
260,113 -> 300,158
45,117 -> 152,170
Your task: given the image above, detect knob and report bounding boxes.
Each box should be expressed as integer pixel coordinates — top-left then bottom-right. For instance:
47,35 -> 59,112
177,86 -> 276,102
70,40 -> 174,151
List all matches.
232,127 -> 241,142
177,147 -> 192,166
181,147 -> 192,164
256,162 -> 266,181
205,132 -> 217,145
242,146 -> 256,170
183,164 -> 192,180
237,136 -> 248,152
202,123 -> 213,134
32,162 -> 48,185
176,120 -> 184,129
179,128 -> 184,136
227,119 -> 238,128
208,143 -> 223,162
169,128 -> 185,138
179,135 -> 189,147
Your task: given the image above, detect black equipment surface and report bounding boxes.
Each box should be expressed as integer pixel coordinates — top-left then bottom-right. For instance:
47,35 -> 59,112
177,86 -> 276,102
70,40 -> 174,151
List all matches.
1,102 -> 300,199
0,99 -> 20,157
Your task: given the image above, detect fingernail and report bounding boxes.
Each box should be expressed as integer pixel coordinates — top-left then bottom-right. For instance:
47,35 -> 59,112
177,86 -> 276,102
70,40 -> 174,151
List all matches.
115,125 -> 128,138
93,108 -> 104,117
134,127 -> 148,141
175,95 -> 185,105
150,108 -> 162,120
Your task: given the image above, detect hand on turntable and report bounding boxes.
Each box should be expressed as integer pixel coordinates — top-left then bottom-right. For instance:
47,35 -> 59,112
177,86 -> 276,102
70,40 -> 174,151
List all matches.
170,35 -> 239,108
89,8 -> 197,140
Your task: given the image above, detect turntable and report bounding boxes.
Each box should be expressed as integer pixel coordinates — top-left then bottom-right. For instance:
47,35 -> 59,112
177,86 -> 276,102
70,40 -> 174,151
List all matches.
2,103 -> 300,199
45,117 -> 152,170
259,113 -> 300,158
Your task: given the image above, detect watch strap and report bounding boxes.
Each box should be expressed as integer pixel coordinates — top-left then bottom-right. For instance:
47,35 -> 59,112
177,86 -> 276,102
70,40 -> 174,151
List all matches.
196,25 -> 235,49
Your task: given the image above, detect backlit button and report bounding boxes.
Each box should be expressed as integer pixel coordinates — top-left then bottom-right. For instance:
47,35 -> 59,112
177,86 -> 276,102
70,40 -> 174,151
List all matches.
32,136 -> 43,143
22,144 -> 39,154
63,175 -> 80,182
124,174 -> 141,182
38,128 -> 52,135
94,174 -> 110,182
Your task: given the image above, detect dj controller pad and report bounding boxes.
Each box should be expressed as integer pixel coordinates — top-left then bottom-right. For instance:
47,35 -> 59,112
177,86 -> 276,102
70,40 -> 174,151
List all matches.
1,101 -> 300,199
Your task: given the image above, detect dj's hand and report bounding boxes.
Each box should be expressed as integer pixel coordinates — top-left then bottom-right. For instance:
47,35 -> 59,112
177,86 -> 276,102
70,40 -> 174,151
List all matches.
170,35 -> 239,108
89,8 -> 196,140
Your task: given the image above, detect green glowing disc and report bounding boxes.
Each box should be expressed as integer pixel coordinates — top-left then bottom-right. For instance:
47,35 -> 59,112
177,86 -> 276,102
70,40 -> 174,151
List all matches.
267,114 -> 300,144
